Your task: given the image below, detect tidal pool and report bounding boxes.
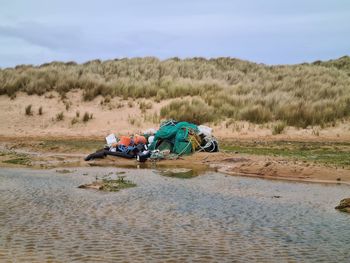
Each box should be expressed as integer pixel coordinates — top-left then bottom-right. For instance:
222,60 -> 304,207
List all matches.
0,167 -> 349,262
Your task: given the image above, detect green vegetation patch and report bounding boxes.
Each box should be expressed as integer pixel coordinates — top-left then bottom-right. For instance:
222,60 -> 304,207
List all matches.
78,176 -> 137,192
222,140 -> 350,168
39,139 -> 104,153
3,154 -> 31,166
100,177 -> 137,192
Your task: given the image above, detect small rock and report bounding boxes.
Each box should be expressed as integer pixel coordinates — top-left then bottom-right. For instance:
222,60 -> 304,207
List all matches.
335,198 -> 350,213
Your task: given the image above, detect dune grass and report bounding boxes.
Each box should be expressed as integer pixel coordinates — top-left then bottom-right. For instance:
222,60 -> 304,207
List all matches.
272,121 -> 287,135
160,98 -> 215,124
1,56 -> 350,127
56,112 -> 64,121
38,106 -> 43,115
82,112 -> 93,122
25,104 -> 33,116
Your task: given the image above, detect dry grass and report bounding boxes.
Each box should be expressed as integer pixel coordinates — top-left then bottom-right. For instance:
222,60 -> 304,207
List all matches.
56,112 -> 64,121
127,100 -> 134,108
143,112 -> 160,124
25,104 -> 32,116
2,56 -> 350,127
272,121 -> 287,135
38,106 -> 43,115
64,101 -> 71,111
128,115 -> 141,127
82,112 -> 93,122
160,98 -> 215,124
71,117 -> 79,125
138,100 -> 153,113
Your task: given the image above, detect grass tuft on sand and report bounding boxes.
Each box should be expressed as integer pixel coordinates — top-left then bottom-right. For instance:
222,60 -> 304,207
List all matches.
222,140 -> 350,168
3,153 -> 31,166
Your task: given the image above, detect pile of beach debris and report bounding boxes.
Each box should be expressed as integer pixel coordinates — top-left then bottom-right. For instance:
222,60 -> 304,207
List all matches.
85,119 -> 218,163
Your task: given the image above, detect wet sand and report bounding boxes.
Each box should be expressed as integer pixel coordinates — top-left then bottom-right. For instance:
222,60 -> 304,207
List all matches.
1,167 -> 349,262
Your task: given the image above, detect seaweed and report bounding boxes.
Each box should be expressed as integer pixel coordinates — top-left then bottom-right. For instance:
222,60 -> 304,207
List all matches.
78,176 -> 137,192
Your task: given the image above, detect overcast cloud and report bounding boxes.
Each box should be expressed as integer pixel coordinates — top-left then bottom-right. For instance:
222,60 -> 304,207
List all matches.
0,0 -> 349,67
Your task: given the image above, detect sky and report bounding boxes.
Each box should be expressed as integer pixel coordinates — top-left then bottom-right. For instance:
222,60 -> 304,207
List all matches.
0,0 -> 349,67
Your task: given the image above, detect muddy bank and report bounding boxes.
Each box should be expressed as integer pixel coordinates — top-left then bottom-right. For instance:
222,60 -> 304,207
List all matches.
0,137 -> 349,185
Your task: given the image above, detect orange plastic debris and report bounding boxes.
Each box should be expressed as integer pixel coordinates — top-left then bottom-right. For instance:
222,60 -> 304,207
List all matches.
118,136 -> 132,146
134,135 -> 147,145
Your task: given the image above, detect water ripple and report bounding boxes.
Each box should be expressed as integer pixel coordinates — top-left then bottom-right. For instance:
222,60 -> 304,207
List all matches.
0,167 -> 349,262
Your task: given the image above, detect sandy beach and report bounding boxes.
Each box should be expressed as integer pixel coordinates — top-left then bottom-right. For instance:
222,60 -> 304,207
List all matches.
0,91 -> 349,185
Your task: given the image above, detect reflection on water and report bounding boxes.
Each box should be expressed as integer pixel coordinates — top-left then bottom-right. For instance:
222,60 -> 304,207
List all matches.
157,168 -> 198,179
0,167 -> 349,262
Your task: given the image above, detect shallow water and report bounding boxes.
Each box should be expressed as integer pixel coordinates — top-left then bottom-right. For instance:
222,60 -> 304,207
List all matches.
0,167 -> 349,262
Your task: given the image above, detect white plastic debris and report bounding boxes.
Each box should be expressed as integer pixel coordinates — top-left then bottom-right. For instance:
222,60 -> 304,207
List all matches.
148,135 -> 155,145
105,133 -> 117,146
143,128 -> 157,135
198,125 -> 212,137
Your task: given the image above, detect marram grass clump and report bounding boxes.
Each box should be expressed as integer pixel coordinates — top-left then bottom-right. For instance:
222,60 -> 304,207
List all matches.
160,98 -> 215,124
25,104 -> 33,116
82,112 -> 93,122
272,121 -> 287,135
